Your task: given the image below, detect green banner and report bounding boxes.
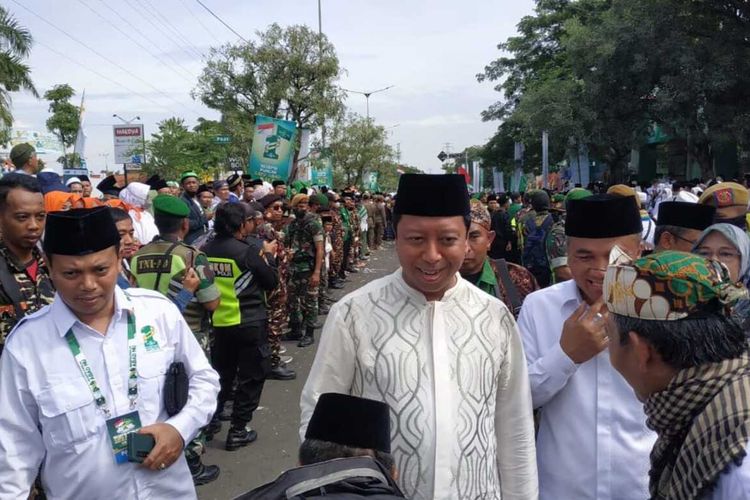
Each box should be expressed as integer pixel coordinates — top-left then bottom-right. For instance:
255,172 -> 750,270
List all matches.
311,157 -> 334,187
365,171 -> 379,192
248,115 -> 297,182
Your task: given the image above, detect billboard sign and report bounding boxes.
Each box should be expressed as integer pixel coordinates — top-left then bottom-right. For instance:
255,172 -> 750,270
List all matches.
113,124 -> 144,164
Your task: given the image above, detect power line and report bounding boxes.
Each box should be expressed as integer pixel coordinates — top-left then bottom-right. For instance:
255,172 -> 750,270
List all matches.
179,0 -> 221,43
123,0 -> 202,63
76,0 -> 196,84
9,0 -> 203,118
138,0 -> 206,59
194,0 -> 248,43
95,0 -> 201,81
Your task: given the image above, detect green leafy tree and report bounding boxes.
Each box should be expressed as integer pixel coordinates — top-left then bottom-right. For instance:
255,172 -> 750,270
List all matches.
44,84 -> 80,167
328,114 -> 394,187
0,6 -> 37,135
194,23 -> 345,175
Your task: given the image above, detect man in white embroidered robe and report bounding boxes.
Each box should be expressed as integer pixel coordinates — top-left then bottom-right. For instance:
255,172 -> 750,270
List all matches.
300,174 -> 538,500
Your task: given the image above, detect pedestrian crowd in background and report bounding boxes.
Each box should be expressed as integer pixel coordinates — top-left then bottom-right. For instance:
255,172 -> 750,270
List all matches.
2,141 -> 750,500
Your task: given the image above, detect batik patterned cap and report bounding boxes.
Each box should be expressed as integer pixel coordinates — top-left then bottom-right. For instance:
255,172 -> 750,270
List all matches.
604,248 -> 746,320
469,199 -> 491,230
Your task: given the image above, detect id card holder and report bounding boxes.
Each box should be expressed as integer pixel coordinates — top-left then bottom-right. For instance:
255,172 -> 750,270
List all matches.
106,411 -> 142,464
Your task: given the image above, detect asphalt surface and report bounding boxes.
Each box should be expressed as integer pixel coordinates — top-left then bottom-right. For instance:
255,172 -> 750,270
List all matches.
198,241 -> 400,500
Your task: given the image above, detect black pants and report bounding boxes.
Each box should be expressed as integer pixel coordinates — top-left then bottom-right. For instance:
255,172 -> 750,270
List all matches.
212,322 -> 271,428
339,239 -> 352,278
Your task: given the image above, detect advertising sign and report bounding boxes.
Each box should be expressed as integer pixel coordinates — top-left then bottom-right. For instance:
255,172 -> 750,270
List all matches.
113,124 -> 144,164
248,115 -> 297,182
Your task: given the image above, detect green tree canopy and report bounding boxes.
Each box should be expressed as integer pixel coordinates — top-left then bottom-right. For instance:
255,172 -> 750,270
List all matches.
0,6 -> 37,144
44,84 -> 80,167
328,114 -> 394,188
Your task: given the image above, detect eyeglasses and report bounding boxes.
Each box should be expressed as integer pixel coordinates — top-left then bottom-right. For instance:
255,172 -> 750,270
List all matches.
695,249 -> 742,262
673,233 -> 697,246
271,205 -> 283,211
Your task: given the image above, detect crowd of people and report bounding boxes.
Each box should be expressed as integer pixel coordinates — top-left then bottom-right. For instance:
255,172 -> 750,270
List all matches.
2,140 -> 750,500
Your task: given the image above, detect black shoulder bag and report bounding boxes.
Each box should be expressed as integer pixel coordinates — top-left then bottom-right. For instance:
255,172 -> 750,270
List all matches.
493,258 -> 523,317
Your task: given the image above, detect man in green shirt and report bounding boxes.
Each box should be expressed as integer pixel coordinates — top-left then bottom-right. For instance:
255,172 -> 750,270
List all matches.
130,194 -> 221,485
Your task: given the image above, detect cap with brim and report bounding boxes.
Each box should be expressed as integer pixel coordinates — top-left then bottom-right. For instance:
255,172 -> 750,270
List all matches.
180,171 -> 199,183
699,182 -> 749,208
10,143 -> 35,168
565,194 -> 642,238
43,207 -> 119,256
305,393 -> 391,454
657,201 -> 716,231
394,174 -> 470,217
153,194 -> 189,218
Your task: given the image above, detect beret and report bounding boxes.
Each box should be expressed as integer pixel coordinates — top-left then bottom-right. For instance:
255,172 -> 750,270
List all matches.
153,194 -> 189,217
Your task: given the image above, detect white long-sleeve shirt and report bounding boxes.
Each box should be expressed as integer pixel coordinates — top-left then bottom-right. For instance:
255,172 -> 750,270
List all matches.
300,269 -> 538,500
0,286 -> 220,499
517,279 -> 655,500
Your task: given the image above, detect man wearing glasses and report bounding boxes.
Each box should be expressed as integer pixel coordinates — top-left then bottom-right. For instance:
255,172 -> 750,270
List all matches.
653,201 -> 716,253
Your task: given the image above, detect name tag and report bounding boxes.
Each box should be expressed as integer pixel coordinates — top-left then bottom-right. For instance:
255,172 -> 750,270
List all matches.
106,411 -> 141,464
136,255 -> 172,273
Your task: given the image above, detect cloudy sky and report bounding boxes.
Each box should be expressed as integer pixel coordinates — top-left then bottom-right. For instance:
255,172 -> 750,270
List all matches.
9,0 -> 536,175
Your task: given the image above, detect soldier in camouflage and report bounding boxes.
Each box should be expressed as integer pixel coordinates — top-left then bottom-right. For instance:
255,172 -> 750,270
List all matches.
308,193 -> 332,314
285,194 -> 324,348
0,175 -> 54,358
130,194 -> 221,486
257,194 -> 296,381
326,192 -> 345,289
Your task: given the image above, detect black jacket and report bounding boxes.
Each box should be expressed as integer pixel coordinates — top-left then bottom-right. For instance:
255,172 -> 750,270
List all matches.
235,457 -> 406,500
181,192 -> 207,244
203,235 -> 278,326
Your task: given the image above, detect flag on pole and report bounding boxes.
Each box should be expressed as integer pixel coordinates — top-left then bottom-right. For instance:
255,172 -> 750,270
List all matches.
457,164 -> 470,185
73,90 -> 87,168
542,130 -> 549,189
472,161 -> 481,192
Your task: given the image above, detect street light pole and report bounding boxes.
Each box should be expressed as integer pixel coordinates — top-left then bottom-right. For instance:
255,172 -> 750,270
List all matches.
341,85 -> 395,120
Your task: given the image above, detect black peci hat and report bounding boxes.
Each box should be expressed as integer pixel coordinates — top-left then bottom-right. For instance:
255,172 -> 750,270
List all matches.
43,207 -> 120,256
565,194 -> 642,238
393,174 -> 470,217
657,201 -> 716,231
305,393 -> 391,454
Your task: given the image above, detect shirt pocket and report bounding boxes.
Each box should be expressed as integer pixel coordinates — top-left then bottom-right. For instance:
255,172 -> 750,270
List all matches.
37,382 -> 102,449
136,347 -> 174,424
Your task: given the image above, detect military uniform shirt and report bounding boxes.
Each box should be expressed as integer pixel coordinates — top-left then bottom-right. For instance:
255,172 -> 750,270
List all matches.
0,287 -> 220,499
285,212 -> 324,273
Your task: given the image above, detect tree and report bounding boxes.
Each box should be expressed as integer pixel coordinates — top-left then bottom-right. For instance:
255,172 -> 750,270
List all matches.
194,23 -> 345,173
0,6 -> 37,135
328,114 -> 393,188
44,84 -> 80,168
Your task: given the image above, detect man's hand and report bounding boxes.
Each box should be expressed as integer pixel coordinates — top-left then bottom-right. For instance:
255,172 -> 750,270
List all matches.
559,298 -> 609,364
309,270 -> 321,289
139,423 -> 185,471
263,239 -> 278,255
182,268 -> 200,293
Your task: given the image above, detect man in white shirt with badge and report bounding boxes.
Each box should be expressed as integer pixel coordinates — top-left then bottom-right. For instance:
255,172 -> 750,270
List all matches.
0,206 -> 219,499
517,194 -> 656,499
300,174 -> 537,500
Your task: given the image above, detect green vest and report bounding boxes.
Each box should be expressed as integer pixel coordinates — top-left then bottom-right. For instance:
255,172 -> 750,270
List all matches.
131,240 -> 188,297
207,257 -> 242,327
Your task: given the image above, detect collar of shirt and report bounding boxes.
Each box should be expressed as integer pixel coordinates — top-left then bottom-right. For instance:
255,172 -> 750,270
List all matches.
50,286 -> 134,337
559,278 -> 585,308
393,268 -> 464,305
476,258 -> 498,295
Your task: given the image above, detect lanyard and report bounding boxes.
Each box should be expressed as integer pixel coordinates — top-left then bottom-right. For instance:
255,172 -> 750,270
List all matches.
64,311 -> 137,419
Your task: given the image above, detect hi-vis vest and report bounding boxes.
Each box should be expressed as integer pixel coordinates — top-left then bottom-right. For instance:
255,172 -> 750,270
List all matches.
207,257 -> 249,327
131,241 -> 189,297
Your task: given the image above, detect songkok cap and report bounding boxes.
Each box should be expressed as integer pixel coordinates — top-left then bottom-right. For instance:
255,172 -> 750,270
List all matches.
65,177 -> 82,187
699,182 -> 749,208
290,194 -> 309,208
78,175 -> 90,183
153,194 -> 189,218
145,174 -> 168,192
259,193 -> 283,209
566,194 -> 642,238
227,173 -> 241,189
213,180 -> 228,191
487,194 -> 498,202
251,178 -> 264,187
180,171 -> 199,183
272,180 -> 286,187
657,201 -> 716,231
393,174 -> 470,217
96,175 -> 122,196
43,207 -> 120,256
604,247 -> 746,321
607,184 -> 641,209
305,393 -> 391,454
469,200 -> 491,230
321,214 -> 333,223
531,190 -> 550,211
197,184 -> 211,195
10,143 -> 35,169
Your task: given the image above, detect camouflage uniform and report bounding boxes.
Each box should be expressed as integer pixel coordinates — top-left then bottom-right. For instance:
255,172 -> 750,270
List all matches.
546,214 -> 568,283
347,208 -> 360,269
130,236 -> 220,460
330,211 -> 345,279
0,242 -> 55,355
257,222 -> 289,367
285,212 -> 324,328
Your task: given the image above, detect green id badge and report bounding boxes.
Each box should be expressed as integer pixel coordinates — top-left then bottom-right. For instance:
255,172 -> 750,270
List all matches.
106,411 -> 141,464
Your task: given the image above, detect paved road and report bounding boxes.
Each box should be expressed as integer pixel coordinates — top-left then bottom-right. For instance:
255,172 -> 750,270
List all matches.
198,242 -> 399,500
